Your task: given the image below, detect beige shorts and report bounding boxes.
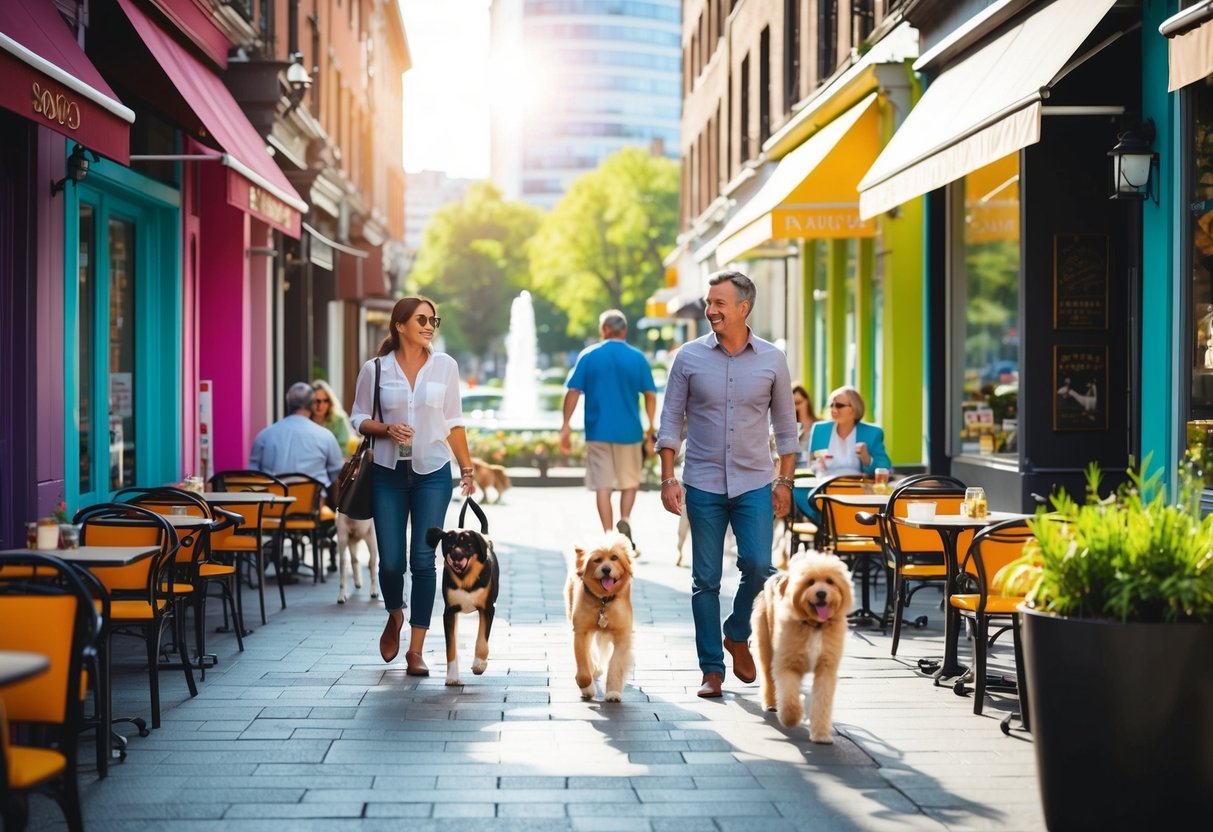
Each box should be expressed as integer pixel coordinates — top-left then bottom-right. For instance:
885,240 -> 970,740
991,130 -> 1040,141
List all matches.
584,441 -> 643,491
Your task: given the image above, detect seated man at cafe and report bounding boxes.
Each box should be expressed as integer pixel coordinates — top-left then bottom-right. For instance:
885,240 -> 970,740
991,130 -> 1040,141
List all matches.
250,381 -> 345,487
249,382 -> 345,579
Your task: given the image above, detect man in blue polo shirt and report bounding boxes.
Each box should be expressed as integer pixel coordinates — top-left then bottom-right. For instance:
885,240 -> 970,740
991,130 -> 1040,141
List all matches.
559,309 -> 657,547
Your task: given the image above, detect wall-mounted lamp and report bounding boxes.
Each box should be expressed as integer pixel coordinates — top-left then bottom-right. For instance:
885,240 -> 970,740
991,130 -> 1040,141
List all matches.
283,52 -> 312,114
1108,119 -> 1157,203
51,145 -> 96,196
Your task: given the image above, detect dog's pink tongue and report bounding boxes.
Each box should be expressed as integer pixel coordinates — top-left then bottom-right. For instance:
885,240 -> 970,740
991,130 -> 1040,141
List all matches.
601,577 -> 616,592
815,604 -> 832,620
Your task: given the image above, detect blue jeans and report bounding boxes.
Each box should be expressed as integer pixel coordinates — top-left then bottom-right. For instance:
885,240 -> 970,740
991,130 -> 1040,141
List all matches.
685,483 -> 775,676
371,461 -> 452,625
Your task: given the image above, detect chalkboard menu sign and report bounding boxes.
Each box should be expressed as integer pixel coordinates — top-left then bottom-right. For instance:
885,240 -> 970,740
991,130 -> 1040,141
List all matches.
1053,234 -> 1108,330
1053,344 -> 1108,431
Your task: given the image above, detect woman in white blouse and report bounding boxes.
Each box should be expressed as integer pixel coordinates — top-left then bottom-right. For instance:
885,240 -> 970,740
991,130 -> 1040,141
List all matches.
349,296 -> 475,675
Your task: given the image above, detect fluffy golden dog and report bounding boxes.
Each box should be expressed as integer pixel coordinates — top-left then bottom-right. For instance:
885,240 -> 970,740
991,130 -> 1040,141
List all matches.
565,532 -> 634,701
751,551 -> 853,742
471,457 -> 511,503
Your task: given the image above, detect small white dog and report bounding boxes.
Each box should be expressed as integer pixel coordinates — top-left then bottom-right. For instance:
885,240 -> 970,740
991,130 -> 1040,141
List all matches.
336,513 -> 380,604
675,495 -> 737,567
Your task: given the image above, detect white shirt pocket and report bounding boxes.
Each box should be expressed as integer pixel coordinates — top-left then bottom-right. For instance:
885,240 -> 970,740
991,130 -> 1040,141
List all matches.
424,381 -> 446,408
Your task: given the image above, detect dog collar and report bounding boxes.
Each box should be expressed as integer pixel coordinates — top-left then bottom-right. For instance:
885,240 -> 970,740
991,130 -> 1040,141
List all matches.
583,584 -> 616,605
800,618 -> 825,629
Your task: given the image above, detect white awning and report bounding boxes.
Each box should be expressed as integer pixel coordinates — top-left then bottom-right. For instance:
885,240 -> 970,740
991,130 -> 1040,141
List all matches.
1161,1 -> 1213,91
858,0 -> 1115,220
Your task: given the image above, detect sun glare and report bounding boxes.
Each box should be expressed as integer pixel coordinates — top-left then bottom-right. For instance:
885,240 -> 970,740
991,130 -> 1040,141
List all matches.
400,0 -> 491,178
488,46 -> 549,118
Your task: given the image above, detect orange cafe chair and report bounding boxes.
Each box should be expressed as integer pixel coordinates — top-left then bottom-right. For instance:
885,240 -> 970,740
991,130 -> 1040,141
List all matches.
75,502 -> 194,730
950,518 -> 1035,716
878,477 -> 969,656
0,551 -> 102,832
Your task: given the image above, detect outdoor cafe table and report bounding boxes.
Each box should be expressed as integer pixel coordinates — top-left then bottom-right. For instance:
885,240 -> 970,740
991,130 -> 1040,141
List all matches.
0,545 -> 159,568
0,649 -> 50,687
0,545 -> 159,772
200,492 -> 294,505
892,512 -> 1029,682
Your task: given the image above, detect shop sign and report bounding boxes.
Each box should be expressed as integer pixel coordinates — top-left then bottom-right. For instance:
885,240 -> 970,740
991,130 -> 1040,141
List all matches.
1053,233 -> 1108,330
1053,344 -> 1108,431
774,207 -> 876,239
226,169 -> 301,237
31,81 -> 81,130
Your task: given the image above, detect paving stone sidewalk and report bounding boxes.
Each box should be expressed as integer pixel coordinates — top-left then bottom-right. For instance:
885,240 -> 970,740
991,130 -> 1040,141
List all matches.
30,486 -> 1044,831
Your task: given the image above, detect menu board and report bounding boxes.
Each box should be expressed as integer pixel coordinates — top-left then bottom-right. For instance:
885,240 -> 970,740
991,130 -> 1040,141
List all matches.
1053,234 -> 1108,330
1053,345 -> 1108,431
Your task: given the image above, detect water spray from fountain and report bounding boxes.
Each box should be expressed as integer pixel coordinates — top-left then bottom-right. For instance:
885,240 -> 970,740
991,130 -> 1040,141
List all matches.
500,291 -> 541,422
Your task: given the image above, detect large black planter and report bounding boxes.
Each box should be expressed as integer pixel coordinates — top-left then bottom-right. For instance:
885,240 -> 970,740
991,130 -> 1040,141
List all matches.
1021,607 -> 1213,829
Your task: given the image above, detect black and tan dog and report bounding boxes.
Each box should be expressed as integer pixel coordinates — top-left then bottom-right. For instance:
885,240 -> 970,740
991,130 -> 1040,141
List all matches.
425,498 -> 500,686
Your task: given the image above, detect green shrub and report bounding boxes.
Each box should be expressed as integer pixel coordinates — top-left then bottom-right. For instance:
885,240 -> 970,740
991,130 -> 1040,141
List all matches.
998,459 -> 1213,623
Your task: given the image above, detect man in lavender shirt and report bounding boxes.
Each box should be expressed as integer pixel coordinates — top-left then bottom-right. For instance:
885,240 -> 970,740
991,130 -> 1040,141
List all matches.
656,271 -> 799,698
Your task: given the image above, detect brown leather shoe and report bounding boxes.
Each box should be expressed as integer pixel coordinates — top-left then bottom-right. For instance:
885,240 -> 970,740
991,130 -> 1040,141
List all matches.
379,610 -> 403,663
724,636 -> 757,683
697,672 -> 724,698
404,650 -> 430,677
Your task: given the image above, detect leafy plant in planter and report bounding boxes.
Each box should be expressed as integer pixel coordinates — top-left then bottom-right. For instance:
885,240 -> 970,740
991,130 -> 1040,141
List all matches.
996,460 -> 1213,829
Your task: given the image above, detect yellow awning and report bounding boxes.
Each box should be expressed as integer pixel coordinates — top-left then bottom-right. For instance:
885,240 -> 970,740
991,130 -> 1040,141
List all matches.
715,93 -> 880,266
858,0 -> 1115,220
1162,3 -> 1213,91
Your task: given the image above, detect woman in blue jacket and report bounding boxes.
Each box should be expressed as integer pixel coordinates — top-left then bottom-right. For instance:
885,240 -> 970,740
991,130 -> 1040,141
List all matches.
795,385 -> 891,521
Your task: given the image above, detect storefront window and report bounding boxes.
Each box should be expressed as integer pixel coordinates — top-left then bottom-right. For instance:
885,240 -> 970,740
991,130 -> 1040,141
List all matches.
1185,80 -> 1213,484
957,153 -> 1020,457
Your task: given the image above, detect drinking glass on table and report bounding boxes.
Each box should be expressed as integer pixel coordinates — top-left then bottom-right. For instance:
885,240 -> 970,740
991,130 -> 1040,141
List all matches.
873,467 -> 890,494
964,487 -> 988,519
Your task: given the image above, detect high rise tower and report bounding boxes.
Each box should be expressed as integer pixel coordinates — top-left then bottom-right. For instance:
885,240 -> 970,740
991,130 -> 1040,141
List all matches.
489,0 -> 681,210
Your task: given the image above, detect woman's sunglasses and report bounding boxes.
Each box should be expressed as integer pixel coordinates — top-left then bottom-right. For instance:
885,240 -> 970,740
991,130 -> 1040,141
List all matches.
314,396 -> 330,404
414,314 -> 441,328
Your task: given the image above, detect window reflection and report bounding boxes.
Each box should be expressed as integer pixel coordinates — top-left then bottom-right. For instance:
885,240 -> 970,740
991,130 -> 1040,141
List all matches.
958,153 -> 1020,457
108,218 -> 136,491
1186,81 -> 1213,484
77,204 -> 94,493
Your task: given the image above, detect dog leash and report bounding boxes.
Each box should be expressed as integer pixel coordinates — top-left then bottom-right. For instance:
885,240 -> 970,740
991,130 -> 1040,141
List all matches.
458,496 -> 488,534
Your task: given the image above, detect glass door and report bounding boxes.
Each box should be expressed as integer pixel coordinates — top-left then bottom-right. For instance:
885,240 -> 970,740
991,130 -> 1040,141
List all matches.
74,194 -> 142,504
69,169 -> 180,509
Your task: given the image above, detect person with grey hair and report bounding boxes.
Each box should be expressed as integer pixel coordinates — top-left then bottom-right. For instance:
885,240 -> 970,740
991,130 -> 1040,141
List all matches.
560,308 -> 657,546
656,270 -> 799,699
249,381 -> 345,487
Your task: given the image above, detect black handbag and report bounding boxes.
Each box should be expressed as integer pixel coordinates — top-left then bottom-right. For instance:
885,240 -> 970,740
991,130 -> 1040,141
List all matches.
334,358 -> 381,520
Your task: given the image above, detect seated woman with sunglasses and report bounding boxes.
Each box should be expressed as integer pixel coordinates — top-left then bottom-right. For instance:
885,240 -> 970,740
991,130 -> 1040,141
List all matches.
349,296 -> 476,676
794,386 -> 892,521
311,378 -> 353,456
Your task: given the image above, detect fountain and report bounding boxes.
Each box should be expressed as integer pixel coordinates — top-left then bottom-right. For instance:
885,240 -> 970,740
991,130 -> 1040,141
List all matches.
500,291 -> 542,423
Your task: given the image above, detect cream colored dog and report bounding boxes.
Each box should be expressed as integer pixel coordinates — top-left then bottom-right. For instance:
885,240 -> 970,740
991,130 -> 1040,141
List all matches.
751,550 -> 853,742
565,532 -> 634,702
336,513 -> 380,605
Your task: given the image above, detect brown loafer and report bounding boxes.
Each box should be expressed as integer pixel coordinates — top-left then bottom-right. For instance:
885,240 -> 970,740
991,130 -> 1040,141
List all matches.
404,650 -> 430,677
379,610 -> 403,663
724,636 -> 756,683
697,672 -> 724,698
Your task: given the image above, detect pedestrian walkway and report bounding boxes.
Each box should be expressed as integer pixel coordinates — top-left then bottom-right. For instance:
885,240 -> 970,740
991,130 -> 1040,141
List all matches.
32,487 -> 1043,831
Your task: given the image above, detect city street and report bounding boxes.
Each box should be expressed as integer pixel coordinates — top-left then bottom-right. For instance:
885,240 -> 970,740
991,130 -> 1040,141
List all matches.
33,483 -> 1043,831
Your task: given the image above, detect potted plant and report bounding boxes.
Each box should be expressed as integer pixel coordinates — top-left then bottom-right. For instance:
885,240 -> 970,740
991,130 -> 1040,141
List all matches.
997,459 -> 1213,828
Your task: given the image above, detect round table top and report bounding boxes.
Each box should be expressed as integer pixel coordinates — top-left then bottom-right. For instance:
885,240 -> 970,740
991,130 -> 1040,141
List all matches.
0,650 -> 51,687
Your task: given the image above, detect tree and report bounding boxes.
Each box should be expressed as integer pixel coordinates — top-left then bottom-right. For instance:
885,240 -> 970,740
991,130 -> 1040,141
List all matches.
530,147 -> 679,336
409,182 -> 542,362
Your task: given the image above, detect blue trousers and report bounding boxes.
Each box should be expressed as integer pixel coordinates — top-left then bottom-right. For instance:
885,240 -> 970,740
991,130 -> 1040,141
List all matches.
371,461 -> 451,625
684,483 -> 775,676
